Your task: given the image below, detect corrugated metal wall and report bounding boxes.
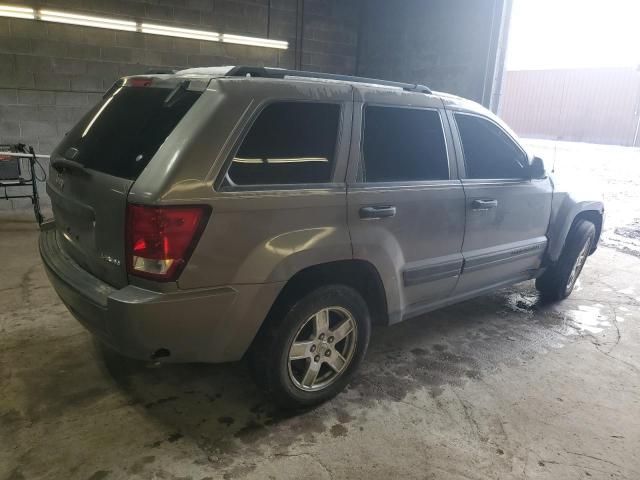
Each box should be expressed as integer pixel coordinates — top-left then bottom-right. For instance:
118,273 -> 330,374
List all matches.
500,67 -> 640,146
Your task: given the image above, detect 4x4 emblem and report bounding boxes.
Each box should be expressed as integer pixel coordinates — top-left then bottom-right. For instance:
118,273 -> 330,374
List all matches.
100,254 -> 121,266
54,171 -> 64,190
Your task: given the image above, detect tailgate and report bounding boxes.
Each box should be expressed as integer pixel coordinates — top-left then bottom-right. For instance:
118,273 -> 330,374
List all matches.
47,78 -> 204,288
48,169 -> 132,288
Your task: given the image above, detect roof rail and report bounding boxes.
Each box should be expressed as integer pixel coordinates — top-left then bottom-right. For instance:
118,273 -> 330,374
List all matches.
226,66 -> 432,94
145,68 -> 177,74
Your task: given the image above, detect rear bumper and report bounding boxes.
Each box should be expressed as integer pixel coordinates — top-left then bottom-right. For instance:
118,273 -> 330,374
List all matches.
39,222 -> 283,363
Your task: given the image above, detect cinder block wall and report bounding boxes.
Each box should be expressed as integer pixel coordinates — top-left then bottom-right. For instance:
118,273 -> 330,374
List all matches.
0,0 -> 505,211
356,0 -> 501,103
0,0 -> 359,209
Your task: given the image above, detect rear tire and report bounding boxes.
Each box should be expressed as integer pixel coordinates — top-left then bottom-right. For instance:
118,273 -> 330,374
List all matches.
536,219 -> 595,301
249,285 -> 371,409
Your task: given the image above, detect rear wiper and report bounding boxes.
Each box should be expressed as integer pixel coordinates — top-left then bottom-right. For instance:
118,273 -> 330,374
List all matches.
103,79 -> 124,99
51,157 -> 88,175
52,146 -> 90,174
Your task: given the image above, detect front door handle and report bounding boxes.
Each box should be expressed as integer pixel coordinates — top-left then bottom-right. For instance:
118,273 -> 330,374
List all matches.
359,205 -> 397,219
472,199 -> 498,210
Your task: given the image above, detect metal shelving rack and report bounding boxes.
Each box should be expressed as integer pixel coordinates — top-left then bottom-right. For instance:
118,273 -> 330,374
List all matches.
0,144 -> 45,225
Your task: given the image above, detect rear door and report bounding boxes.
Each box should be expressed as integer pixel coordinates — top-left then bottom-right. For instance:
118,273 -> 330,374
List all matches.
449,111 -> 552,295
48,79 -> 203,287
347,90 -> 466,321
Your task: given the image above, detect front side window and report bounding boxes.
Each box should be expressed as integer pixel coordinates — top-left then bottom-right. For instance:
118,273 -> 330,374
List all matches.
361,106 -> 449,182
224,102 -> 341,187
455,113 -> 527,179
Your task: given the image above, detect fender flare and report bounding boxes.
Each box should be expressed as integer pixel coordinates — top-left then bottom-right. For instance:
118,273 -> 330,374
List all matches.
546,199 -> 604,263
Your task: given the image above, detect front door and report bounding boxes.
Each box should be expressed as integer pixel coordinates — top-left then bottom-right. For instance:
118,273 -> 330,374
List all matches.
347,91 -> 466,323
449,111 -> 552,295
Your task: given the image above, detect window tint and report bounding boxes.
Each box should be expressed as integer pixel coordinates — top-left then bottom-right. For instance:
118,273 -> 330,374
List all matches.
225,102 -> 340,187
55,85 -> 202,180
361,106 -> 449,182
455,113 -> 527,179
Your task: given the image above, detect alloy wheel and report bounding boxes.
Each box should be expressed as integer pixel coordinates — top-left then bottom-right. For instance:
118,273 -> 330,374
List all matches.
287,306 -> 358,392
566,237 -> 592,294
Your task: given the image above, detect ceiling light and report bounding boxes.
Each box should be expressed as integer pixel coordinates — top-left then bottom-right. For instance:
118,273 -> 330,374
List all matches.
141,23 -> 220,42
233,157 -> 263,164
39,9 -> 137,31
222,34 -> 288,50
0,4 -> 288,49
267,157 -> 328,163
0,5 -> 35,19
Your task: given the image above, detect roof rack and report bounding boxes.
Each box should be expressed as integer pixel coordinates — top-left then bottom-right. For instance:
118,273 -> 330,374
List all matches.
145,68 -> 177,74
226,66 -> 432,94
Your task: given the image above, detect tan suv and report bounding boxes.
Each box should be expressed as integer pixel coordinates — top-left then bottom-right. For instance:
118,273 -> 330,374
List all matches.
40,66 -> 604,407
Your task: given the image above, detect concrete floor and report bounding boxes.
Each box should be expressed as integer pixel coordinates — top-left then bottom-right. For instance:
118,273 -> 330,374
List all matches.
2,141 -> 640,480
1,216 -> 639,480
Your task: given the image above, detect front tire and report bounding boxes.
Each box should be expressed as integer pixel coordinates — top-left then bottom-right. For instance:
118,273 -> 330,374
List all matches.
536,219 -> 596,301
249,285 -> 371,409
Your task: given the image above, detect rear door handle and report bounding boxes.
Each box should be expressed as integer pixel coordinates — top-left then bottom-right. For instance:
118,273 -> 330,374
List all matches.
359,205 -> 397,219
471,199 -> 498,210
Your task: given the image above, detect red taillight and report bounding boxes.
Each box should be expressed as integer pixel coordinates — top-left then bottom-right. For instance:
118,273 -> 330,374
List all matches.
126,204 -> 210,282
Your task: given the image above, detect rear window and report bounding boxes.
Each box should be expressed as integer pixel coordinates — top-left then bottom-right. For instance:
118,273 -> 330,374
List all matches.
223,101 -> 341,187
54,85 -> 201,180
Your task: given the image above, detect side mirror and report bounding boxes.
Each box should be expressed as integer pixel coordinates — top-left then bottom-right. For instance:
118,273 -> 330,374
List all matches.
528,156 -> 546,179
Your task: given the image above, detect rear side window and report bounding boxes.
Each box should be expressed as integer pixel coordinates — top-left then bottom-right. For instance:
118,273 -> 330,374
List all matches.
454,113 -> 527,179
361,106 -> 449,182
55,85 -> 202,180
224,102 -> 341,187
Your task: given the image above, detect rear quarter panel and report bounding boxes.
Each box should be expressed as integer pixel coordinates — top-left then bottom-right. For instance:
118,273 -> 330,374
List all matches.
183,187 -> 352,287
129,78 -> 355,289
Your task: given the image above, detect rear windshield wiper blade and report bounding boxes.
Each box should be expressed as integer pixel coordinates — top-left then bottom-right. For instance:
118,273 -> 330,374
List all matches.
51,157 -> 88,174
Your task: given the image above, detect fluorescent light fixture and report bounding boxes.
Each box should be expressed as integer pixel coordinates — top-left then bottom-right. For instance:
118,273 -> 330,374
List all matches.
141,23 -> 220,42
233,158 -> 263,164
0,4 -> 288,49
0,5 -> 35,19
233,157 -> 328,164
267,157 -> 328,163
39,9 -> 137,31
222,33 -> 288,50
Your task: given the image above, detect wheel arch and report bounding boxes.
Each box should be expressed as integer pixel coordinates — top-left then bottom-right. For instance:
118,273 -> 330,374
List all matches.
574,210 -> 603,254
547,202 -> 604,263
270,259 -> 389,325
247,259 -> 389,356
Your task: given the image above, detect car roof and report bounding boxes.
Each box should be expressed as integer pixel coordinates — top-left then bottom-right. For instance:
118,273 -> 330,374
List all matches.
133,65 -> 488,114
174,65 -> 433,93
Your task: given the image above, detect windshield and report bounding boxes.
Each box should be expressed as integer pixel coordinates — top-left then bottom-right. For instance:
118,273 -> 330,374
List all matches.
54,85 -> 202,180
